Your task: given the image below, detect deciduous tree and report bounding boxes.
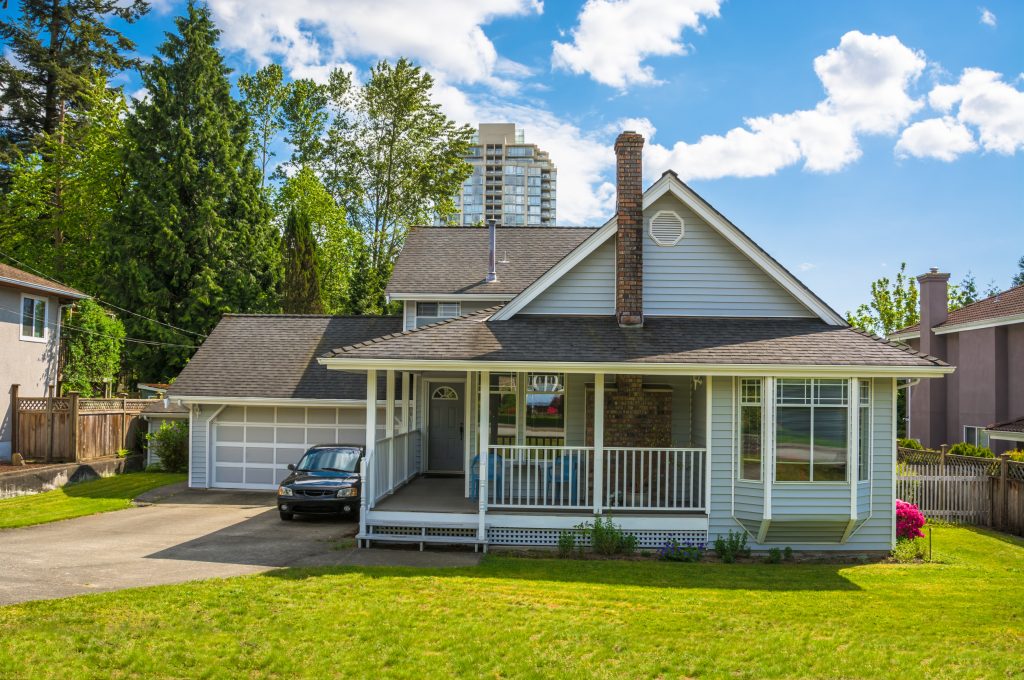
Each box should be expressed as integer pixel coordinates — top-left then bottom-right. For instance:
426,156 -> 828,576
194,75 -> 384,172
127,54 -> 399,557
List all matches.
61,298 -> 124,396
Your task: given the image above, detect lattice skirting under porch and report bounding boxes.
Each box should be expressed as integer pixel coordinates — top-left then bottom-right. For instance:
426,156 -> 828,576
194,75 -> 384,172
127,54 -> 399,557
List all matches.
487,527 -> 708,549
367,525 -> 478,539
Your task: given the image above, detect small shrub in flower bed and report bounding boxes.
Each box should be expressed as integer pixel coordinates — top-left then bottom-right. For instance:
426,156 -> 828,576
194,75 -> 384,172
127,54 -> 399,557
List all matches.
891,537 -> 927,563
659,539 -> 705,562
896,499 -> 926,540
948,442 -> 993,458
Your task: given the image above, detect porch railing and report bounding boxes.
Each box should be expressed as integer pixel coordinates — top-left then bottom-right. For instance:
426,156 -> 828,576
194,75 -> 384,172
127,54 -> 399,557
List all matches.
370,430 -> 421,505
602,448 -> 706,511
485,445 -> 706,512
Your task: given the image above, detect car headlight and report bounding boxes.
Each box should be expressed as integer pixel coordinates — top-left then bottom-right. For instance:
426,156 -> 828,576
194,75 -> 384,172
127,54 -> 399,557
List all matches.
336,487 -> 358,498
278,486 -> 293,497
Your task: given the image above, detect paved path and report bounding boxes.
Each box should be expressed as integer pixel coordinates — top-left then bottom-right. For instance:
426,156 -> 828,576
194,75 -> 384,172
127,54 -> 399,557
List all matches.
0,487 -> 481,606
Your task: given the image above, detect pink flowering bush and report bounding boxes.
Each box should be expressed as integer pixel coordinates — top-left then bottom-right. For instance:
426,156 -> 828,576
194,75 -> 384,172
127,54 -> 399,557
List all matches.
896,499 -> 926,540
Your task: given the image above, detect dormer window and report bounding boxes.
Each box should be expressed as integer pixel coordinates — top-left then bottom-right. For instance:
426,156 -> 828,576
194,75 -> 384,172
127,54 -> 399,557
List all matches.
415,302 -> 460,327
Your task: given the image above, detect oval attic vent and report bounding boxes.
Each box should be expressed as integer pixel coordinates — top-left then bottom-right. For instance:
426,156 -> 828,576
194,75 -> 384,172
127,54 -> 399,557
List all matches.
648,210 -> 685,246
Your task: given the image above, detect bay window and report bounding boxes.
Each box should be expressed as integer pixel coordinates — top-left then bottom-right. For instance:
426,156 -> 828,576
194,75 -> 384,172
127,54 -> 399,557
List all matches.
858,380 -> 871,481
775,379 -> 848,482
738,379 -> 762,480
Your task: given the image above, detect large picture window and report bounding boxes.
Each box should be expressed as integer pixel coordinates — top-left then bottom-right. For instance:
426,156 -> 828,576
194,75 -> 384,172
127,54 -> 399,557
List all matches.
525,373 -> 565,446
775,379 -> 848,482
738,379 -> 762,481
858,380 -> 871,481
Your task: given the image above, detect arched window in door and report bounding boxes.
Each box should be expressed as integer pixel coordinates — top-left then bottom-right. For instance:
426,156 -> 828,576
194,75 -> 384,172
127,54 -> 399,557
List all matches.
431,386 -> 458,401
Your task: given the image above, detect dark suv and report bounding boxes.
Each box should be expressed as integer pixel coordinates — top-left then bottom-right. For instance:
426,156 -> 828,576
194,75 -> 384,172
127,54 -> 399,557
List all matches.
276,445 -> 364,521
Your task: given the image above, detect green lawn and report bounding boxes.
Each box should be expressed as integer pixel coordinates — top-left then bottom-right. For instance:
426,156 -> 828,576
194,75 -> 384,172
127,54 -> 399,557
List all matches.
0,472 -> 185,529
0,525 -> 1022,678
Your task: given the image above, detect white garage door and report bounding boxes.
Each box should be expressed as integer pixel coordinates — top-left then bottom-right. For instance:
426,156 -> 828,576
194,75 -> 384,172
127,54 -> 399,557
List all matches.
211,405 -> 385,490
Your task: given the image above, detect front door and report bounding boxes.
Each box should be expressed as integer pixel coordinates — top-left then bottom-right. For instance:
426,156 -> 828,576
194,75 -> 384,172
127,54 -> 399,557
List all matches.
428,383 -> 464,471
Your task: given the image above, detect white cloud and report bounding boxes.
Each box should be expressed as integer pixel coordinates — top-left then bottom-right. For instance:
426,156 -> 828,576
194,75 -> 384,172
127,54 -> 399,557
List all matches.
980,8 -> 997,27
928,68 -> 1024,154
641,31 -> 926,181
551,0 -> 721,88
798,262 -> 817,272
895,116 -> 977,161
207,0 -> 542,88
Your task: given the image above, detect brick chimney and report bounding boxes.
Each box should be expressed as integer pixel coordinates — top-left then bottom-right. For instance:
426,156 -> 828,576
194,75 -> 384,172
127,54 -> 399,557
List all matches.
912,267 -> 950,449
615,131 -> 644,327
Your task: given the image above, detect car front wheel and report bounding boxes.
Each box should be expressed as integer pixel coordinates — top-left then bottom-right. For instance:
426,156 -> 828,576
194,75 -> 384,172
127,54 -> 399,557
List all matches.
279,511 -> 294,521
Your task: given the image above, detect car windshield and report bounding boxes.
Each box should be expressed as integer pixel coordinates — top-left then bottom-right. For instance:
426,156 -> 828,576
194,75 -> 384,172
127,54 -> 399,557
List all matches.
296,448 -> 361,472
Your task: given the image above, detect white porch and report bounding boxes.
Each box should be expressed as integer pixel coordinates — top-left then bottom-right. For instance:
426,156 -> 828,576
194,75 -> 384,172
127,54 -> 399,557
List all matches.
356,369 -> 711,549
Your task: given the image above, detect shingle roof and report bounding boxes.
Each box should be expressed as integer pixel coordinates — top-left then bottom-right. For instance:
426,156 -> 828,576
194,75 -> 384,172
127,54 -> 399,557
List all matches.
895,283 -> 1024,336
987,417 -> 1024,434
0,262 -> 86,299
385,226 -> 597,297
168,315 -> 403,400
325,307 -> 947,369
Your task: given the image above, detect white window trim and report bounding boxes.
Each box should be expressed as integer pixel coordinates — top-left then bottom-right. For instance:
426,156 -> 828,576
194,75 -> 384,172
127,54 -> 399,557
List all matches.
19,293 -> 48,343
414,301 -> 461,328
858,379 -> 872,483
963,425 -> 989,448
773,378 -> 852,484
736,378 -> 764,482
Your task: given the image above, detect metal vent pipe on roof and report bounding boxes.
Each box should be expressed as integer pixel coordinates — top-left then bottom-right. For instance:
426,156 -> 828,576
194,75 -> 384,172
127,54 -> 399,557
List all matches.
486,219 -> 497,283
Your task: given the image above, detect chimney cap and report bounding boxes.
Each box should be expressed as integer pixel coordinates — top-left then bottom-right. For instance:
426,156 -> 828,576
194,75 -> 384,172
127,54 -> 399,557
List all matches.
929,267 -> 939,273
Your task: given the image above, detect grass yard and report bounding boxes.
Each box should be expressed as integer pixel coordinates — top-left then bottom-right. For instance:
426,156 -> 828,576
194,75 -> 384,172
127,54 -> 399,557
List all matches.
0,525 -> 1022,678
0,472 -> 185,529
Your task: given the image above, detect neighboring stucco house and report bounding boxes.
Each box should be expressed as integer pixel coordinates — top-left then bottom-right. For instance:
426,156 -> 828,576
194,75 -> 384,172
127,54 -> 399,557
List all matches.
890,276 -> 1024,454
0,263 -> 87,461
170,131 -> 951,552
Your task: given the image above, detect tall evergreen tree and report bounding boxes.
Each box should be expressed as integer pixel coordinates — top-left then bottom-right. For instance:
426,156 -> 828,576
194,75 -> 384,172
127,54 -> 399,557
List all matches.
0,0 -> 147,165
110,1 -> 280,380
281,207 -> 323,314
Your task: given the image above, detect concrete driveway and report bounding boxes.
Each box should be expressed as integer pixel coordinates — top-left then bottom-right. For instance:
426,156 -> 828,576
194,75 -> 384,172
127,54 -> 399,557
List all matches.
0,487 -> 480,606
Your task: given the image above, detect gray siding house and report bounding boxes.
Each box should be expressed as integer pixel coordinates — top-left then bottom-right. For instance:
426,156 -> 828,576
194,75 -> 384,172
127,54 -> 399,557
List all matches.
0,263 -> 87,460
170,131 -> 951,552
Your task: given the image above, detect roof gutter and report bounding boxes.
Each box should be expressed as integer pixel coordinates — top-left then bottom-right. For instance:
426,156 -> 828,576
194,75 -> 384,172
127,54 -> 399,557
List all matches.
317,357 -> 955,378
170,396 -> 387,407
0,275 -> 88,300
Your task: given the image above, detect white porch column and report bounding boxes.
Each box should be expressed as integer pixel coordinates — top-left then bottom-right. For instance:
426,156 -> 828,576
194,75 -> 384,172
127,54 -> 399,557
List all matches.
593,372 -> 605,515
385,369 -> 395,491
362,369 -> 377,541
477,370 -> 489,542
844,377 -> 860,542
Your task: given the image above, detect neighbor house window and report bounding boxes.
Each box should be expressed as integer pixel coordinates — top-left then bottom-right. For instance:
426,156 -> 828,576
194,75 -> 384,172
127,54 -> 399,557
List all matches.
858,380 -> 871,481
775,379 -> 848,482
738,379 -> 762,481
415,302 -> 460,327
963,426 -> 989,448
489,373 -> 517,446
525,373 -> 565,446
20,294 -> 47,341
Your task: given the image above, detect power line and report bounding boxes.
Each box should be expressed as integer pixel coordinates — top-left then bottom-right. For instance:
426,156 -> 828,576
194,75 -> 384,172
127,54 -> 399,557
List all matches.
0,249 -> 208,339
0,303 -> 200,350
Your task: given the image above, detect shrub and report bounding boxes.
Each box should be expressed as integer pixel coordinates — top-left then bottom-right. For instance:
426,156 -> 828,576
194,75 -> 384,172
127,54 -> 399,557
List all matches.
146,421 -> 189,473
714,530 -> 751,563
766,547 -> 782,564
659,539 -> 704,562
1006,450 -> 1024,463
897,437 -> 923,450
891,537 -> 927,563
144,462 -> 164,473
577,517 -> 637,556
948,442 -> 994,458
557,530 -> 577,558
783,546 -> 794,562
896,499 -> 926,540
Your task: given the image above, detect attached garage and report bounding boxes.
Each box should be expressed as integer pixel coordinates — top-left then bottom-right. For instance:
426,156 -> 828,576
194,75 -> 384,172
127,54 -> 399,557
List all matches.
164,314 -> 405,491
210,404 -> 385,490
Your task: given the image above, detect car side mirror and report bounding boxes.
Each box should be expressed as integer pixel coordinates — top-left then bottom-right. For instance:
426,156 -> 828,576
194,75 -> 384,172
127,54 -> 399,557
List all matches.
287,463 -> 295,471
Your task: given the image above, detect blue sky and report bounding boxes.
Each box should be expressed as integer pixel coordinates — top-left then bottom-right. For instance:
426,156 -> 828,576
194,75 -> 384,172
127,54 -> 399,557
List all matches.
23,0 -> 1024,315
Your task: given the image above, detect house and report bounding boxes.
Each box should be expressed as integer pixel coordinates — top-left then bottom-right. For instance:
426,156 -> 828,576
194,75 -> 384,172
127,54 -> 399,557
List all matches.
890,277 -> 1024,454
0,263 -> 88,461
169,131 -> 951,552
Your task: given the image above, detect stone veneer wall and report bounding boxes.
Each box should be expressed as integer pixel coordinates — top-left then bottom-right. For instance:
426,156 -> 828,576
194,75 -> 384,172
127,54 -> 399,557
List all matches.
585,375 -> 672,447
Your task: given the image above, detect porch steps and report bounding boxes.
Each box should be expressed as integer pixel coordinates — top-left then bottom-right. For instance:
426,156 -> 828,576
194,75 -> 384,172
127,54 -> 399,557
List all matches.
360,521 -> 486,552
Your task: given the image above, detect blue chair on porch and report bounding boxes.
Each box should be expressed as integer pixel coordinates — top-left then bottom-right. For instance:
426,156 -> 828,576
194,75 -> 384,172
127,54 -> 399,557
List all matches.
470,451 -> 504,501
547,454 -> 579,505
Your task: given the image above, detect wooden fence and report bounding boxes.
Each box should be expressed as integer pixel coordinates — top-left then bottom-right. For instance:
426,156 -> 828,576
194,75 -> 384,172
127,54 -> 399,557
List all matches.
897,447 -> 1024,537
11,385 -> 152,463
